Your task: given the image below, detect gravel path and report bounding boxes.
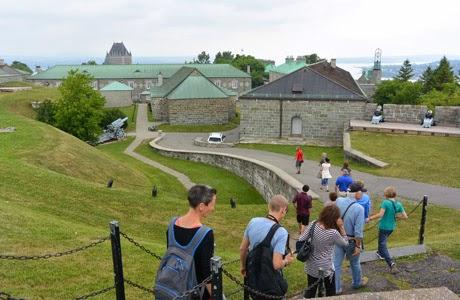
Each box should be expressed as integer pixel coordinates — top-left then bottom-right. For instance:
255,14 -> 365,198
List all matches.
156,131 -> 460,209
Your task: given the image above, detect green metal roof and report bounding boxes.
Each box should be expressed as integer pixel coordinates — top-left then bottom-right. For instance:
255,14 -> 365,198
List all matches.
270,61 -> 307,74
100,81 -> 133,91
264,64 -> 276,73
29,64 -> 250,80
167,74 -> 228,100
150,67 -> 195,98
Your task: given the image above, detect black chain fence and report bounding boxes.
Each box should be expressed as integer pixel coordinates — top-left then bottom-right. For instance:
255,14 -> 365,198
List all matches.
119,231 -> 163,260
0,236 -> 110,260
0,291 -> 26,300
73,285 -> 115,300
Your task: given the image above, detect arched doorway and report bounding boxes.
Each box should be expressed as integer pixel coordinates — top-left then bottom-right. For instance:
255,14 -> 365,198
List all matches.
291,116 -> 302,135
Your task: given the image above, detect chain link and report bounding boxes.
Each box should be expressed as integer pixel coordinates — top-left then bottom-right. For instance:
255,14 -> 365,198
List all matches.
0,236 -> 110,260
221,268 -> 318,299
74,285 -> 115,300
173,276 -> 211,300
119,231 -> 163,260
0,291 -> 26,300
225,287 -> 243,298
222,257 -> 240,266
125,279 -> 155,295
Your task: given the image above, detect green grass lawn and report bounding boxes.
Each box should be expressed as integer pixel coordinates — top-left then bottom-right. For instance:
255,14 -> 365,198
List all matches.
1,87 -> 459,299
158,112 -> 240,132
116,104 -> 137,132
147,103 -> 154,122
350,132 -> 460,188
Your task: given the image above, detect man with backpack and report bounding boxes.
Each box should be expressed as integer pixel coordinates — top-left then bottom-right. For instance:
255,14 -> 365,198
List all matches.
333,182 -> 367,295
239,195 -> 294,299
292,185 -> 313,234
154,185 -> 216,300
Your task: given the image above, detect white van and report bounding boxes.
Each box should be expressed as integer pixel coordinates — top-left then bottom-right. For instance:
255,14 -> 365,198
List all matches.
207,132 -> 225,144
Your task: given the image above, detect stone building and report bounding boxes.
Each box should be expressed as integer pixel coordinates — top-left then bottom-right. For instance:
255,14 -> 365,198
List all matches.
150,67 -> 236,125
240,60 -> 368,146
104,42 -> 132,65
0,58 -> 31,83
28,64 -> 251,100
100,81 -> 133,107
266,56 -> 307,82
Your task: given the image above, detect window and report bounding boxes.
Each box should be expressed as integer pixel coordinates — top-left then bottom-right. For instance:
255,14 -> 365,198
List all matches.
231,80 -> 238,89
128,81 -> 134,88
215,80 -> 221,87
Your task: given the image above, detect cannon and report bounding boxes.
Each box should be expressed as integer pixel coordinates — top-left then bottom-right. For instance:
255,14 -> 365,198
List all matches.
97,117 -> 128,144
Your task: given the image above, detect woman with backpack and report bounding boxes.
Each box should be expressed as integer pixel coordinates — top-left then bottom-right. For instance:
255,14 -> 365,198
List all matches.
368,186 -> 408,274
298,205 -> 348,298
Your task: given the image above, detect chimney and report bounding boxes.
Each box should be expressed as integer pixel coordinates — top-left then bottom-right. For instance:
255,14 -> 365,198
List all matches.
0,58 -> 4,66
296,56 -> 305,63
285,56 -> 294,63
330,59 -> 336,68
35,66 -> 42,73
246,65 -> 251,74
157,72 -> 163,86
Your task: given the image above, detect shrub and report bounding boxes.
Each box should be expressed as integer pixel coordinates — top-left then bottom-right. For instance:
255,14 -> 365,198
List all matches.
100,108 -> 128,129
36,99 -> 56,125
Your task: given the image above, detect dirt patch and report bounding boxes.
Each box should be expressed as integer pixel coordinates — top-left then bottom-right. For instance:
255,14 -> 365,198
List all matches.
340,253 -> 459,295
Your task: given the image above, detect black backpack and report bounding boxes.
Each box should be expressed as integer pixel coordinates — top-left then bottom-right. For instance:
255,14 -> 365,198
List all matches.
246,223 -> 288,297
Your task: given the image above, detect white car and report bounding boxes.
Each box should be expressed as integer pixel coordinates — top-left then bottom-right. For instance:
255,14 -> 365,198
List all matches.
207,132 -> 225,144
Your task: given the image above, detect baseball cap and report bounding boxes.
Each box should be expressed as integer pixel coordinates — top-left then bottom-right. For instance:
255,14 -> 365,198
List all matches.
348,182 -> 363,193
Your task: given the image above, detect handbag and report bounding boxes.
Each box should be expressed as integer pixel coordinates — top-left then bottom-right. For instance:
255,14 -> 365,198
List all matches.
296,221 -> 317,262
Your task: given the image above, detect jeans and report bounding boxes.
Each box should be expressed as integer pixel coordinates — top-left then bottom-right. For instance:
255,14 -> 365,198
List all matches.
304,272 -> 336,298
333,239 -> 362,292
321,178 -> 329,186
378,229 -> 394,267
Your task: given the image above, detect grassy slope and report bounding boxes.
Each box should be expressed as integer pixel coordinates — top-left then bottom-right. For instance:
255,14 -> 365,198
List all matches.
350,131 -> 460,188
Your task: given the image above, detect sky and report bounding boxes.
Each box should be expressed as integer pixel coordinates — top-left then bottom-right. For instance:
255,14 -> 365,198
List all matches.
1,0 -> 459,64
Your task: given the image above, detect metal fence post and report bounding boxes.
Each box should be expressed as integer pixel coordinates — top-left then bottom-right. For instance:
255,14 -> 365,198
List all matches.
243,277 -> 250,300
418,195 -> 428,245
211,256 -> 223,300
110,221 -> 126,300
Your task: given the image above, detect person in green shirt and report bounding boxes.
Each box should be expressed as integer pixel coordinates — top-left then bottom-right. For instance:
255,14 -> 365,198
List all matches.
368,186 -> 408,273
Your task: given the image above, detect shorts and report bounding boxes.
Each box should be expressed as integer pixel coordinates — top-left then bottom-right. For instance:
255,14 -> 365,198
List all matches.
295,160 -> 302,168
296,214 -> 309,225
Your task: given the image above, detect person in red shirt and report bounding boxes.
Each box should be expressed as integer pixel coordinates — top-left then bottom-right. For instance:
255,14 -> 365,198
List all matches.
295,146 -> 304,174
292,185 -> 313,234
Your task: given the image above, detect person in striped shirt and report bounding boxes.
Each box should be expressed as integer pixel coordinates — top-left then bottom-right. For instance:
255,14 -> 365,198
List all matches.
299,205 -> 348,298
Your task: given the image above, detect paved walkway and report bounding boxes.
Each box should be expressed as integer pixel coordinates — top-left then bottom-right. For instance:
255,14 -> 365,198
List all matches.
351,120 -> 460,136
156,132 -> 460,209
123,104 -> 195,190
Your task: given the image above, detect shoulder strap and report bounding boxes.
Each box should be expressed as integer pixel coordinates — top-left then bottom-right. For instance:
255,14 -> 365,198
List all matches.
306,221 -> 317,241
391,201 -> 398,221
167,217 -> 179,247
341,202 -> 356,219
186,225 -> 212,255
261,223 -> 281,247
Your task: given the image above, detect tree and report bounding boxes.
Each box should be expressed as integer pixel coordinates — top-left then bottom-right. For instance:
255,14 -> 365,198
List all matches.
420,83 -> 460,109
36,99 -> 56,125
54,70 -> 105,142
419,66 -> 435,93
213,51 -> 234,64
231,54 -> 265,87
11,61 -> 32,73
100,108 -> 128,129
82,60 -> 97,65
373,80 -> 422,105
192,51 -> 210,64
394,59 -> 414,81
432,56 -> 456,90
303,53 -> 322,64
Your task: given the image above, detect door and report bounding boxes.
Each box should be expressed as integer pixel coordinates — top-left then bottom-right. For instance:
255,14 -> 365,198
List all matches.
291,117 -> 302,135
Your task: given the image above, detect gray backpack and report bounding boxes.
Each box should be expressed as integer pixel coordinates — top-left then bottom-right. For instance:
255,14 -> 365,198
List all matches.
154,217 -> 211,299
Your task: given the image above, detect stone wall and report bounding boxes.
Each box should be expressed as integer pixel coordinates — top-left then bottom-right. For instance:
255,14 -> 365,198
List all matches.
240,99 -> 367,146
210,77 -> 252,95
151,97 -> 168,122
168,98 -> 233,125
364,102 -> 378,120
435,106 -> 460,127
383,104 -> 427,124
150,135 -> 307,203
101,90 -> 133,107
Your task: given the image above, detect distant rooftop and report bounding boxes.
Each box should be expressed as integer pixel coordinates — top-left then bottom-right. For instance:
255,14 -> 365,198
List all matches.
100,81 -> 133,91
29,64 -> 251,80
108,42 -> 131,56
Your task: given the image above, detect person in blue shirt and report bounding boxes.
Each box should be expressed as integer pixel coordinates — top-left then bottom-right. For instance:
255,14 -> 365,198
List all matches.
333,182 -> 367,294
335,169 -> 353,195
355,181 -> 371,223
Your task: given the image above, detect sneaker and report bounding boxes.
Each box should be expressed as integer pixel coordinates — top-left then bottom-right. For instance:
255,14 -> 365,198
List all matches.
375,251 -> 384,260
390,263 -> 399,274
352,276 -> 368,289
335,289 -> 343,295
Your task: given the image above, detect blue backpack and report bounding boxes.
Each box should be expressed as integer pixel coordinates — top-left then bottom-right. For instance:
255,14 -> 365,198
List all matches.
154,218 -> 211,299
